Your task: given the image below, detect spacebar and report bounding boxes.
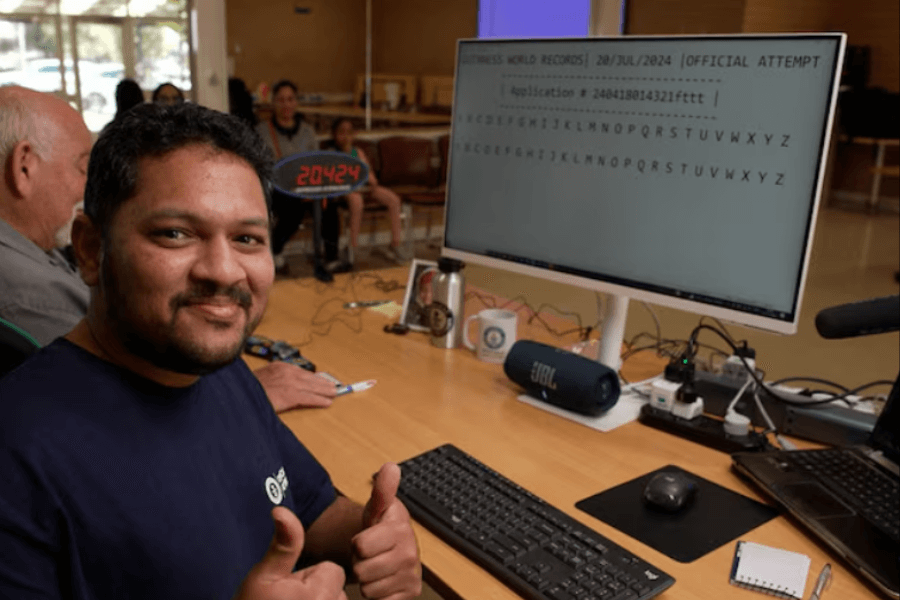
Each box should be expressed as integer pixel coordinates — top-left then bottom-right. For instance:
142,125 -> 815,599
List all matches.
399,487 -> 463,528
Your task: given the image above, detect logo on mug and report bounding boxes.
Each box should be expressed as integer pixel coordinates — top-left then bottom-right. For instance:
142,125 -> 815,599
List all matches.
483,326 -> 506,349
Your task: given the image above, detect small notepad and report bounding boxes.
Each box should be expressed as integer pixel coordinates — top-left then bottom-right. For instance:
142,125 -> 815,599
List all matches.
729,540 -> 811,599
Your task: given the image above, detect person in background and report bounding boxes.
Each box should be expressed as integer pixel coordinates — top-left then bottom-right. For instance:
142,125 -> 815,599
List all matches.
326,117 -> 404,266
152,82 -> 185,105
0,86 -> 335,412
229,77 -> 257,127
256,79 -> 339,281
0,86 -> 91,345
114,78 -> 144,119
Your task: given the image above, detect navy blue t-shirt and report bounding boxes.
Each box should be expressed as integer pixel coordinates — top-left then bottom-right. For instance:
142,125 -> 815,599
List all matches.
0,340 -> 337,599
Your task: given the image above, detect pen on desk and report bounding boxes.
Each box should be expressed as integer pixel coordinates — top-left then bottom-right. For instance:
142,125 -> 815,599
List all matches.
809,563 -> 832,600
344,300 -> 389,309
336,379 -> 376,396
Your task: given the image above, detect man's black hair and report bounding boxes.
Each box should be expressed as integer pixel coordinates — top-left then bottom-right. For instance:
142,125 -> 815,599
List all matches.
84,102 -> 274,240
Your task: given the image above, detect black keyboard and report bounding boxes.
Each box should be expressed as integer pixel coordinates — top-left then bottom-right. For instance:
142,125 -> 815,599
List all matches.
785,449 -> 900,541
396,444 -> 675,600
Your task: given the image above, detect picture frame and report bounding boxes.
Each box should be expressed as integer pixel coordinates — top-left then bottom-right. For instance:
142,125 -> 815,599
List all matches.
399,258 -> 438,332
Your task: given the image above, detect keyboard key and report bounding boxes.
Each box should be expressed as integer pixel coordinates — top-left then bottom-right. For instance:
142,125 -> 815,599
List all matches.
485,542 -> 513,564
546,586 -> 575,600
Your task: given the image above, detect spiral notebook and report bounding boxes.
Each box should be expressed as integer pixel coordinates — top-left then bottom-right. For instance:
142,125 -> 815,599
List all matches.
729,541 -> 811,599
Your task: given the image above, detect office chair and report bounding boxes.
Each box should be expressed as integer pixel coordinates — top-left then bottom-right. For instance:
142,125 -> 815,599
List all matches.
403,134 -> 449,250
377,136 -> 442,254
0,317 -> 40,377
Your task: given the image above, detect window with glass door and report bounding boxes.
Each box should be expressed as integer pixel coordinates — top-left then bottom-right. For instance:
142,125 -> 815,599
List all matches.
0,0 -> 192,133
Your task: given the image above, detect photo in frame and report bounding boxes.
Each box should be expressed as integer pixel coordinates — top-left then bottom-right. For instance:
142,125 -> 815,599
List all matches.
399,259 -> 438,332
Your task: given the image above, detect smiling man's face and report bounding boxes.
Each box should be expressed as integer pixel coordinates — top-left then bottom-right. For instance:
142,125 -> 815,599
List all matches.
94,143 -> 273,376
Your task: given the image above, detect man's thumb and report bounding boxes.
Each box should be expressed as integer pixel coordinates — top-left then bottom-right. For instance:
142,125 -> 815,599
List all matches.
258,506 -> 306,579
365,463 -> 401,527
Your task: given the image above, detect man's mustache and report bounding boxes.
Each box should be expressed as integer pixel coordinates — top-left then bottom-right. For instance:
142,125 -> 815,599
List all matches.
172,283 -> 252,310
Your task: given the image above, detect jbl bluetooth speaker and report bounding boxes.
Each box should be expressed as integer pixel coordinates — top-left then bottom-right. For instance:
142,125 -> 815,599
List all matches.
503,340 -> 620,417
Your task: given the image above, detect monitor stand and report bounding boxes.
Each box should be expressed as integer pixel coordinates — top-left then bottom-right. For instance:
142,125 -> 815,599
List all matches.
597,294 -> 629,372
517,293 -> 651,433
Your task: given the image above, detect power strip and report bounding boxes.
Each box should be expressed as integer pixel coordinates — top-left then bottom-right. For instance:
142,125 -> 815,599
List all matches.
693,370 -> 877,446
638,404 -> 774,454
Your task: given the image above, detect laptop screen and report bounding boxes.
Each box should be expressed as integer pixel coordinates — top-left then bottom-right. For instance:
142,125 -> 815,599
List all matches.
871,374 -> 900,465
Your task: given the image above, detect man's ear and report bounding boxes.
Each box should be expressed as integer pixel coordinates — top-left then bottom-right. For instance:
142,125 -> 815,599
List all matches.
71,212 -> 103,286
7,140 -> 39,198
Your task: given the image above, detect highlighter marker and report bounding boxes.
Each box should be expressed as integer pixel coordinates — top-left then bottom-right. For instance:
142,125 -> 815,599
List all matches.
336,379 -> 376,396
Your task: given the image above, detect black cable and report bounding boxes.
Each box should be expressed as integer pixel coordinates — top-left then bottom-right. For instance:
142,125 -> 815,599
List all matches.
688,322 -> 894,408
287,271 -> 405,348
352,271 -> 405,293
698,316 -> 737,345
466,290 -> 589,339
686,323 -> 737,358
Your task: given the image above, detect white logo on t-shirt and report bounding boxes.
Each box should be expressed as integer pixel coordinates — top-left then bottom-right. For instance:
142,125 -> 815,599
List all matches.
265,467 -> 289,505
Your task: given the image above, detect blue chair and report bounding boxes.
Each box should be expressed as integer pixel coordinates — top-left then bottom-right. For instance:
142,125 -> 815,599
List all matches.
0,318 -> 40,377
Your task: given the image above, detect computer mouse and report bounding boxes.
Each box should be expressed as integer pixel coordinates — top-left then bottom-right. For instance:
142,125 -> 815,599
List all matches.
642,471 -> 698,513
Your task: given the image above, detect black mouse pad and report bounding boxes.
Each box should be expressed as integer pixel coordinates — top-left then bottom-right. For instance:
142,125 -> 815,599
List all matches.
575,465 -> 779,563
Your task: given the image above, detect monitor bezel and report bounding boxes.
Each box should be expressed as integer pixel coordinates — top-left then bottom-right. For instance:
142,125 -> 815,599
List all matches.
440,33 -> 847,335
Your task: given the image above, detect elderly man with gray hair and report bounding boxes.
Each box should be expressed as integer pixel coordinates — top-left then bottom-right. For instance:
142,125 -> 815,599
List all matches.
0,86 -> 92,346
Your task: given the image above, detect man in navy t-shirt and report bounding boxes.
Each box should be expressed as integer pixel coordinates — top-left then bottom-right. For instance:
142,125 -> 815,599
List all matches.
0,103 -> 421,600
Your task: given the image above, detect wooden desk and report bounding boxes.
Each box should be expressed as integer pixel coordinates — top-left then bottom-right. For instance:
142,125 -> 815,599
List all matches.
252,268 -> 878,600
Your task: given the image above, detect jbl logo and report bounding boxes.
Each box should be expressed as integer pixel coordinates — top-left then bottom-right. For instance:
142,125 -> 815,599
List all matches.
530,361 -> 558,390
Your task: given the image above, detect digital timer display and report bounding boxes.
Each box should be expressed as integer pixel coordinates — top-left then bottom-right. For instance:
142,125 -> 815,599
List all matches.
273,151 -> 369,199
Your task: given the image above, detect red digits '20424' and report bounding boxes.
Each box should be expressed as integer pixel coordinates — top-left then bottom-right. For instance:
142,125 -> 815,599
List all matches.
295,162 -> 363,187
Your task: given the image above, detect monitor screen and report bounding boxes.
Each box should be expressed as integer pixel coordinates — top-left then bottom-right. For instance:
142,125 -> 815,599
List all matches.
442,34 -> 845,336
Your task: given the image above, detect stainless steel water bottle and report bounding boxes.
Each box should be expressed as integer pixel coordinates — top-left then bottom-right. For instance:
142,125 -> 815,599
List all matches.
428,258 -> 465,348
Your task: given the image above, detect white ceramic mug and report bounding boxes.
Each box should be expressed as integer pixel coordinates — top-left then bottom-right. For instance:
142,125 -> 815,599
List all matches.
463,309 -> 517,363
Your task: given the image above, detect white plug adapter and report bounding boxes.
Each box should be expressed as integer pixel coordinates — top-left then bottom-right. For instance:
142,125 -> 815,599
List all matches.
722,355 -> 756,382
724,409 -> 751,436
672,396 -> 704,420
650,379 -> 681,412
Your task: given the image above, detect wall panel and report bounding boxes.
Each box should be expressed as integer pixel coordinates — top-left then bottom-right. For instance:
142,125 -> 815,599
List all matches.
372,0 -> 477,82
226,0 -> 366,94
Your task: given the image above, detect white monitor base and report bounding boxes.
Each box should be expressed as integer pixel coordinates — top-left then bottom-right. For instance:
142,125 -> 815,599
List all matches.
517,389 -> 648,433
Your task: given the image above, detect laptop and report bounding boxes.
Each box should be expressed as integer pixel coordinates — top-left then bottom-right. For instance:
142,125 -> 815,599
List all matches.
732,374 -> 900,599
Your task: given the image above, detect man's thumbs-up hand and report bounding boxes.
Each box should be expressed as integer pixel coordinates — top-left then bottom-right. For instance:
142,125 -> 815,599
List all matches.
352,463 -> 422,599
234,506 -> 348,600
363,462 -> 402,528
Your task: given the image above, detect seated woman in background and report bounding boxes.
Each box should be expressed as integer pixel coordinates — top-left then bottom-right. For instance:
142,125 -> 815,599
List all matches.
152,82 -> 184,105
256,79 -> 339,279
325,117 -> 404,265
114,79 -> 144,119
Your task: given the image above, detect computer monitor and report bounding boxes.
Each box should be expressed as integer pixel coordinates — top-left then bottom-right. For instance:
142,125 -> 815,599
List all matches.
441,34 -> 846,370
